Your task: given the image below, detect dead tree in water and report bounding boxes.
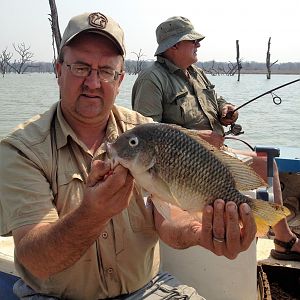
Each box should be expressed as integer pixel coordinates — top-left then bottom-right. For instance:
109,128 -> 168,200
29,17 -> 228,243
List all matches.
0,48 -> 13,77
131,49 -> 145,74
236,40 -> 242,81
5,43 -> 34,74
48,0 -> 61,77
227,62 -> 238,76
48,0 -> 61,57
266,37 -> 278,79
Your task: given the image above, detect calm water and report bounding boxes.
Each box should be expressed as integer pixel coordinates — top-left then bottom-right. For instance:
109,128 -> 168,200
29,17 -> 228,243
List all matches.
0,73 -> 299,149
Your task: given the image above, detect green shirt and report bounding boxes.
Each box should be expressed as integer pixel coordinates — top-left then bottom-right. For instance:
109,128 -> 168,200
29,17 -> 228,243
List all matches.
132,56 -> 228,135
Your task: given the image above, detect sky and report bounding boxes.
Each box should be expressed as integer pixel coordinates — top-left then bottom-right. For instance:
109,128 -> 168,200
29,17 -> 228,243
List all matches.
1,0 -> 299,63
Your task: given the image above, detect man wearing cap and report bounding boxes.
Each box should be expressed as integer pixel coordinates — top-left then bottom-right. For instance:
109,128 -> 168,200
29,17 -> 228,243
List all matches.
0,12 -> 257,299
132,16 -> 300,265
132,16 -> 239,148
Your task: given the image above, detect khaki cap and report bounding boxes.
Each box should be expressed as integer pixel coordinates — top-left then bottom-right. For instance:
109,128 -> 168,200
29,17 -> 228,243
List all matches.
154,16 -> 205,56
60,12 -> 125,56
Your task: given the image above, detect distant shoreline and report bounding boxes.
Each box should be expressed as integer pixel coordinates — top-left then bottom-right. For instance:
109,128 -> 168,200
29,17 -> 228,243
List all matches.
238,70 -> 300,75
1,60 -> 299,76
216,70 -> 300,75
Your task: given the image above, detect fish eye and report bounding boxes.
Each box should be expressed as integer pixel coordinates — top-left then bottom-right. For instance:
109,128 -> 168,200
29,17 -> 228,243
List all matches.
128,136 -> 139,147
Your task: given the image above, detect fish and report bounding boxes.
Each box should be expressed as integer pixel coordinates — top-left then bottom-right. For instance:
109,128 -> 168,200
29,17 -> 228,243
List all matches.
106,123 -> 290,236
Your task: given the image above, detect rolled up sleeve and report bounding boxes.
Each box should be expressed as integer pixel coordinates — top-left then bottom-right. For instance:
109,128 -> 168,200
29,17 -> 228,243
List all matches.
0,140 -> 58,236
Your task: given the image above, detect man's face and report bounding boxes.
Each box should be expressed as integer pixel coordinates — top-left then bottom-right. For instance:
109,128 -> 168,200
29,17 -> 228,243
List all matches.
176,39 -> 200,66
56,33 -> 124,126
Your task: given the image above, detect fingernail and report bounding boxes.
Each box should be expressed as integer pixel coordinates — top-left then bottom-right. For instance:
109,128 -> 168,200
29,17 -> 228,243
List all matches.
205,205 -> 213,214
242,203 -> 251,214
217,202 -> 224,210
227,202 -> 237,212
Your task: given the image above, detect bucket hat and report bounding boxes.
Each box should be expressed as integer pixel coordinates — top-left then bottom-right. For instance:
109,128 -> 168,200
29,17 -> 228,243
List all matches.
155,16 -> 205,56
59,12 -> 125,56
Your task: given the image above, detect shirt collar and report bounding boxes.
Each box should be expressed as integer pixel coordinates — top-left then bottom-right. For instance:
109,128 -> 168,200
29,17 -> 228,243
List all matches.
157,55 -> 180,74
55,103 -> 73,150
55,102 -> 121,154
157,55 -> 197,76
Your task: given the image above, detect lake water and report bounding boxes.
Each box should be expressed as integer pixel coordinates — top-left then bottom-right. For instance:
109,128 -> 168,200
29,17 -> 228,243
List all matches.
0,73 -> 299,150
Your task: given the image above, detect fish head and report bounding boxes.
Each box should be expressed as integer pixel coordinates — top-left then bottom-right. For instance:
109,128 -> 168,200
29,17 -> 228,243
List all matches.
106,128 -> 156,175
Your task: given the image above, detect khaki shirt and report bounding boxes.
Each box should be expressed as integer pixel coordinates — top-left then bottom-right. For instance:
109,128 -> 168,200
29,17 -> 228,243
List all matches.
132,56 -> 228,135
0,103 -> 160,299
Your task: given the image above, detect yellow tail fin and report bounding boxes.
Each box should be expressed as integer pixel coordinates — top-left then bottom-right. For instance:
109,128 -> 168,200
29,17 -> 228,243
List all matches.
252,199 -> 291,237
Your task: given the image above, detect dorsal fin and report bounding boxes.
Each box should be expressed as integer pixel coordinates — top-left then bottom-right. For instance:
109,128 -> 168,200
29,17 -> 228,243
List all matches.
168,124 -> 266,191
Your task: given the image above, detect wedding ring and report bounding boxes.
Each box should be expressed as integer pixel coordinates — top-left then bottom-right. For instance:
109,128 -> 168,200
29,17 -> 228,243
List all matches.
213,236 -> 225,243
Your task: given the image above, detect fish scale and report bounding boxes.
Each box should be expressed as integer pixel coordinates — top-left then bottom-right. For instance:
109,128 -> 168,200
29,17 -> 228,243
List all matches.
154,126 -> 242,207
107,122 -> 290,235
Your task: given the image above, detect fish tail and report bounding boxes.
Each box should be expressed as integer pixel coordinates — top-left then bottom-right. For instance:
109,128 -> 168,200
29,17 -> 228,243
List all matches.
252,199 -> 291,237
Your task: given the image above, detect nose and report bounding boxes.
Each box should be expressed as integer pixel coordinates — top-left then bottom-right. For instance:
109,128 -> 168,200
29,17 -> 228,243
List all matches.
83,69 -> 101,89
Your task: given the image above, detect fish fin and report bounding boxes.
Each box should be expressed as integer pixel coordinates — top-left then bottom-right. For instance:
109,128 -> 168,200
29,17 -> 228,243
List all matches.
214,152 -> 266,190
252,199 -> 291,236
167,124 -> 266,190
148,167 -> 182,207
152,197 -> 202,223
151,196 -> 172,221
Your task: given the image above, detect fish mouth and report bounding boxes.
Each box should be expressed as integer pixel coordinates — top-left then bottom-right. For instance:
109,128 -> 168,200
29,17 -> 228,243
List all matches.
105,142 -> 119,169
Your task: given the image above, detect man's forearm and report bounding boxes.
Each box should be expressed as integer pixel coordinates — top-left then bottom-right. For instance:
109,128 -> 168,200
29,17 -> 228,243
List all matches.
14,204 -> 109,279
154,207 -> 201,249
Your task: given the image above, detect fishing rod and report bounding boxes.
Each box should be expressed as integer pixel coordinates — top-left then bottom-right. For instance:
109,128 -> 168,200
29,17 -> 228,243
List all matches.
224,78 -> 300,136
230,78 -> 300,115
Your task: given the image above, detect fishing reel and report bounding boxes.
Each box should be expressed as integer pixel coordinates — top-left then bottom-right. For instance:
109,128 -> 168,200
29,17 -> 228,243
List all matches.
223,123 -> 244,136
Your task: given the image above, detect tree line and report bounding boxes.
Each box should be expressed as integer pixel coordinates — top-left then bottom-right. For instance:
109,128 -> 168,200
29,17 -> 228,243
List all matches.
1,43 -> 299,77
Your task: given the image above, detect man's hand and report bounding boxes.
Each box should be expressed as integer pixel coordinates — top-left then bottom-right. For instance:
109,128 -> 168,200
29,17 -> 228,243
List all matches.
198,199 -> 257,259
12,160 -> 134,279
220,104 -> 239,126
154,199 -> 256,259
83,160 -> 134,224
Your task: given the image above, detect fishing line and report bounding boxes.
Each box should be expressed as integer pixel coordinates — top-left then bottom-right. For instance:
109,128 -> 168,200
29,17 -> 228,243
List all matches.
229,78 -> 300,116
224,136 -> 255,151
224,78 -> 300,136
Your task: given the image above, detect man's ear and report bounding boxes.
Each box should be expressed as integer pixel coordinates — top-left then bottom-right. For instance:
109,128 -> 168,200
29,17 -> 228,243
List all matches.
56,62 -> 62,77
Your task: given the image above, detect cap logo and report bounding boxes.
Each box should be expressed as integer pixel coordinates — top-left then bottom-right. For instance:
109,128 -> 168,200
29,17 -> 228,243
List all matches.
88,12 -> 108,29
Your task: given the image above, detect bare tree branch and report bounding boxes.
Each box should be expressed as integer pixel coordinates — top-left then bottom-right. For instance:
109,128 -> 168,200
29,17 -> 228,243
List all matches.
0,48 -> 13,77
131,49 -> 145,74
266,37 -> 278,79
236,40 -> 242,81
5,43 -> 34,74
48,0 -> 61,56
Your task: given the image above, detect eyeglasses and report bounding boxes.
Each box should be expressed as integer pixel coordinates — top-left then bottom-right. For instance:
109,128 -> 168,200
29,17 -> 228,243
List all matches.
65,63 -> 122,82
191,39 -> 200,45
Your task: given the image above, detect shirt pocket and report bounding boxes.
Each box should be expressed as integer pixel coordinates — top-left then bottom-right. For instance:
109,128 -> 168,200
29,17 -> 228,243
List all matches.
55,172 -> 84,216
165,89 -> 204,126
127,188 -> 155,232
163,90 -> 189,125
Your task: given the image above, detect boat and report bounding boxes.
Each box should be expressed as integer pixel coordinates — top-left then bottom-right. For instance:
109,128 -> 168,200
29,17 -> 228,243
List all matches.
1,145 -> 300,299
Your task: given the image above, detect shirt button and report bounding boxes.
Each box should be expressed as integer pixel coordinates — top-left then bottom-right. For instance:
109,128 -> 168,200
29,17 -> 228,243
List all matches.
107,267 -> 113,274
102,231 -> 108,239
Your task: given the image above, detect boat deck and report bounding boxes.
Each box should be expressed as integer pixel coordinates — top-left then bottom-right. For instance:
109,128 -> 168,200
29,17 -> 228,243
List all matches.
0,237 -> 16,277
257,237 -> 300,269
